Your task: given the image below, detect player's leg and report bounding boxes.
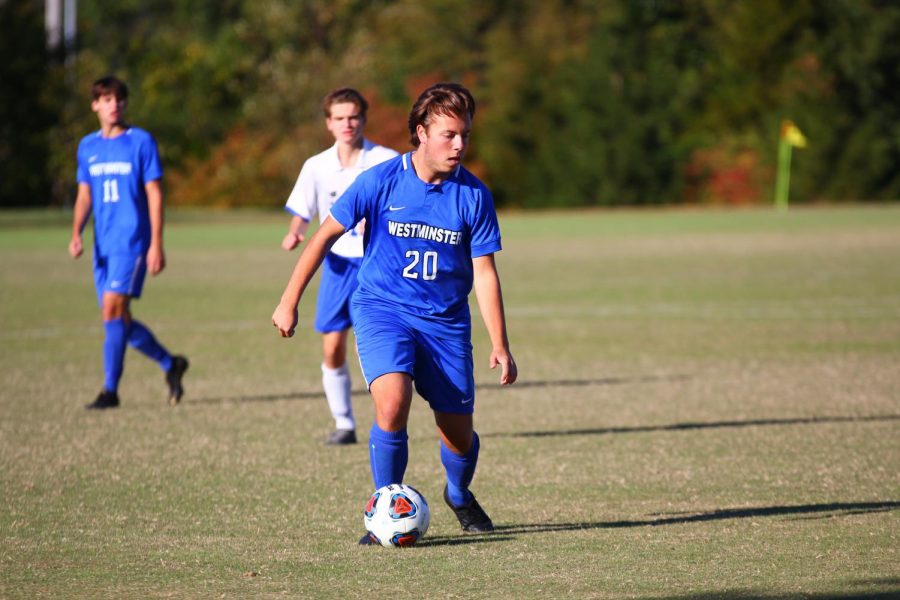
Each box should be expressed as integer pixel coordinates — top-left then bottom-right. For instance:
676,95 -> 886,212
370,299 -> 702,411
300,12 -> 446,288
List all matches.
116,253 -> 189,405
353,309 -> 417,488
352,306 -> 417,545
321,329 -> 355,444
316,255 -> 360,444
434,411 -> 492,532
126,320 -> 189,405
368,372 -> 413,488
415,334 -> 493,532
86,290 -> 131,409
434,411 -> 478,502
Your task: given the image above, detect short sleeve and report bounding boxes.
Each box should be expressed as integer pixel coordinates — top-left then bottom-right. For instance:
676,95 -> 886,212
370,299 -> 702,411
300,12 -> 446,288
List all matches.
468,186 -> 502,258
76,140 -> 89,184
140,134 -> 163,183
329,171 -> 371,232
284,160 -> 317,221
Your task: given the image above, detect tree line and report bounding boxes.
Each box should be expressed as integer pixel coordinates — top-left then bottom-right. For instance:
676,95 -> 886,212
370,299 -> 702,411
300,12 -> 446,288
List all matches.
2,0 -> 898,208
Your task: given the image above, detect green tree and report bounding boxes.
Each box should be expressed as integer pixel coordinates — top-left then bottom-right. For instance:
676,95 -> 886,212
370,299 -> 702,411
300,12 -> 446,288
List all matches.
0,0 -> 58,207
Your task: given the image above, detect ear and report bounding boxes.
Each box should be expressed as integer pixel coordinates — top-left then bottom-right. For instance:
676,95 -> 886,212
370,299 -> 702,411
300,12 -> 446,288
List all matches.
416,123 -> 428,145
91,99 -> 100,114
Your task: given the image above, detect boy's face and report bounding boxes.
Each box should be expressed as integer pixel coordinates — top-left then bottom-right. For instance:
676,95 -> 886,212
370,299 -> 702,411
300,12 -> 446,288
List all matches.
91,93 -> 127,128
326,102 -> 365,145
416,112 -> 471,175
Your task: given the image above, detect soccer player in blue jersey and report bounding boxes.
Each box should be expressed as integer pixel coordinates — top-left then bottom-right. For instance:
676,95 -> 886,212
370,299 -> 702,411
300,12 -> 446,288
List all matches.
69,76 -> 188,410
280,89 -> 397,445
273,83 -> 517,542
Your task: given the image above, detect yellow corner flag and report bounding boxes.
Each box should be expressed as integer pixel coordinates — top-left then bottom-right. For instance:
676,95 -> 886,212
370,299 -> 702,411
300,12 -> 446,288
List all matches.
781,119 -> 807,148
775,119 -> 807,209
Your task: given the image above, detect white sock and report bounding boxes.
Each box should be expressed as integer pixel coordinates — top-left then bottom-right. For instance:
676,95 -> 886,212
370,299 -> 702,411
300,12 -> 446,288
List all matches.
322,362 -> 354,431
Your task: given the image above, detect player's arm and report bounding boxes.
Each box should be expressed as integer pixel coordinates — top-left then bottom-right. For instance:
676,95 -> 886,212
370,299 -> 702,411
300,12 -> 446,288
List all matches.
272,215 -> 346,337
281,215 -> 311,251
145,179 -> 165,275
472,253 -> 517,385
69,183 -> 92,259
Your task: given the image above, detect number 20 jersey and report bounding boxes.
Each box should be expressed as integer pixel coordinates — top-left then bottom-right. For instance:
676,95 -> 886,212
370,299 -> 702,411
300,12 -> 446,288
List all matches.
329,152 -> 502,340
76,127 -> 162,257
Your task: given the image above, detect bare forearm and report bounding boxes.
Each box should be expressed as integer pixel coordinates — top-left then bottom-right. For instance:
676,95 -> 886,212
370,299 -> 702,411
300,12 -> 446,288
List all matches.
273,216 -> 345,337
473,256 -> 510,351
281,218 -> 343,307
146,180 -> 164,248
473,253 -> 517,384
71,185 -> 92,237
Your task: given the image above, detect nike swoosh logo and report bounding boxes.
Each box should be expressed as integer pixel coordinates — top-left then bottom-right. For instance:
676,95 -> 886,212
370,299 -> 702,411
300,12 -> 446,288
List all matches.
461,397 -> 474,404
88,155 -> 98,163
388,206 -> 406,211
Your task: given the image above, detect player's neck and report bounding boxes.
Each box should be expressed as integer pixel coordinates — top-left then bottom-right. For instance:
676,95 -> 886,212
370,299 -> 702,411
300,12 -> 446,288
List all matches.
410,150 -> 451,185
100,122 -> 128,139
336,138 -> 363,168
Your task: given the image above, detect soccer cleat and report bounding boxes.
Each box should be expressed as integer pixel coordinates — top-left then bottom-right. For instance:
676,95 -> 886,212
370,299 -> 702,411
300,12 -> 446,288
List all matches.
86,389 -> 120,410
443,484 -> 494,533
325,429 -> 357,445
358,532 -> 379,546
165,355 -> 189,406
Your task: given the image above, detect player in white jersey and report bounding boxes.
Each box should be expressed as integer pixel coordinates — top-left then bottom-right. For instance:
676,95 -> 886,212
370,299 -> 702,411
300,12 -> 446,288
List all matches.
273,83 -> 517,542
281,88 -> 398,445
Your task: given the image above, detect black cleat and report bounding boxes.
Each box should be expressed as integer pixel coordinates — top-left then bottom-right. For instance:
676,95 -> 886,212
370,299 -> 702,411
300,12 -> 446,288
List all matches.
358,532 -> 380,546
166,355 -> 189,406
86,389 -> 120,410
326,429 -> 357,445
443,485 -> 494,533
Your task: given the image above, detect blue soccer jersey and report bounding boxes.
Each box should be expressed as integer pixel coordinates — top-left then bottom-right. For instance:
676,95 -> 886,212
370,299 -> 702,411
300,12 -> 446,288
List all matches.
329,152 -> 502,339
76,127 -> 163,256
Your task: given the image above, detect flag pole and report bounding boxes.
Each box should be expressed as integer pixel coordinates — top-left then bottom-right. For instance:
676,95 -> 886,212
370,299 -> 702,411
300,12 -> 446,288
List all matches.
775,135 -> 792,211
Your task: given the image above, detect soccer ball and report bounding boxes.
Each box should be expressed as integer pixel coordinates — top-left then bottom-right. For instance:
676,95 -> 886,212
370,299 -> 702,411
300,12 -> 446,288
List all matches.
363,483 -> 430,547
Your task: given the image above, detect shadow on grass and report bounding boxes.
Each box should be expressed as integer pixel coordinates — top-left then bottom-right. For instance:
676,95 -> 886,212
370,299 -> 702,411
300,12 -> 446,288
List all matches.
484,414 -> 900,439
640,578 -> 900,600
187,374 -> 688,405
419,501 -> 899,548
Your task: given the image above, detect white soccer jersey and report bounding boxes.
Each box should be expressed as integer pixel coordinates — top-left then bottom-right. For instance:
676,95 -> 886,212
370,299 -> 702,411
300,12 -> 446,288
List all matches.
284,139 -> 398,258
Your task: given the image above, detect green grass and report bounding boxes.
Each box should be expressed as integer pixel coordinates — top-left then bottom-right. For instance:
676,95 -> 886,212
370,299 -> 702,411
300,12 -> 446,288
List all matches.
1,205 -> 898,599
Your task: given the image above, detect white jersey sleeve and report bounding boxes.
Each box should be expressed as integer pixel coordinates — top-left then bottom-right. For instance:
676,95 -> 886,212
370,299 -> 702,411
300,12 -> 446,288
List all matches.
284,158 -> 319,222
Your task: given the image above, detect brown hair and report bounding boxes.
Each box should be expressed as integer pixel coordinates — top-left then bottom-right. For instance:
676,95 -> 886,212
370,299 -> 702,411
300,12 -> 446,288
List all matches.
91,76 -> 128,101
322,88 -> 369,118
407,83 -> 476,148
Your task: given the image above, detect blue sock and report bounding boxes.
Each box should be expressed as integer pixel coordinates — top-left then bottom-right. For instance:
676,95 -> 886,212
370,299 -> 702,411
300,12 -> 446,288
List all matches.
102,319 -> 129,392
368,423 -> 408,490
441,432 -> 480,507
127,320 -> 172,371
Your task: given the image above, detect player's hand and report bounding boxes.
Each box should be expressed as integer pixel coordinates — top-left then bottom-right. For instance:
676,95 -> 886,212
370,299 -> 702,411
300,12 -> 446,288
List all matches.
68,236 -> 83,259
281,232 -> 303,251
490,348 -> 518,385
147,244 -> 166,275
272,303 -> 299,338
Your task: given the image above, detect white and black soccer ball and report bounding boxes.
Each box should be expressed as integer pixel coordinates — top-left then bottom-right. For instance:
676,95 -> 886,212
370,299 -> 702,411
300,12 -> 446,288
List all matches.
363,483 -> 430,547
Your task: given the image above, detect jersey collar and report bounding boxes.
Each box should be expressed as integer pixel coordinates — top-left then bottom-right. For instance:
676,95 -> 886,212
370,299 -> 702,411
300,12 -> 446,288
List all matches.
330,138 -> 373,171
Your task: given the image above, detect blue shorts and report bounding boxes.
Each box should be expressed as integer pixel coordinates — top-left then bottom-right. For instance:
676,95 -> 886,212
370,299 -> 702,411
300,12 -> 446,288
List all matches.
93,253 -> 146,305
314,253 -> 361,333
353,307 -> 475,415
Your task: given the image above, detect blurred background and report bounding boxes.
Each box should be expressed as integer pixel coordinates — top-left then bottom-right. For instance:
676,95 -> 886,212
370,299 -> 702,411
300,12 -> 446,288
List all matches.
2,0 -> 898,210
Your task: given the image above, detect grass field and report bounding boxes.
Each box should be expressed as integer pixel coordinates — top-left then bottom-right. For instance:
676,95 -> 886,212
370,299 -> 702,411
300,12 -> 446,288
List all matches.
1,205 -> 898,599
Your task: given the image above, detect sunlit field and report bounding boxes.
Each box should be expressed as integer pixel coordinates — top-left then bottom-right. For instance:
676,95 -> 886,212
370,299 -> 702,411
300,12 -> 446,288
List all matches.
1,205 -> 898,599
